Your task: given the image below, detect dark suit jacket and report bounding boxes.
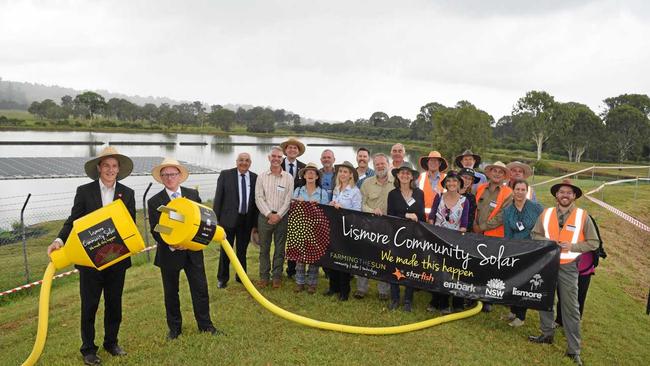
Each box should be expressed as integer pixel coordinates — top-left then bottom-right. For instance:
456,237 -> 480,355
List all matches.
57,180 -> 136,271
149,186 -> 206,272
213,168 -> 258,230
281,158 -> 305,188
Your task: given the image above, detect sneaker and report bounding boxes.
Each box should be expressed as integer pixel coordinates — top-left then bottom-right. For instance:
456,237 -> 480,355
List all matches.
508,318 -> 525,327
353,291 -> 366,299
441,307 -> 453,315
501,312 -> 516,321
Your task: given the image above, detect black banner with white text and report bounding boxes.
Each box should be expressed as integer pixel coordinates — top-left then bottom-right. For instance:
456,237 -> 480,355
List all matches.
287,201 -> 560,311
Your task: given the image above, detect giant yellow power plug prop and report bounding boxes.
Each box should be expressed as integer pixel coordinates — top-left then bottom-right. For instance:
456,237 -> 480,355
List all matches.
22,200 -> 145,366
155,197 -> 482,335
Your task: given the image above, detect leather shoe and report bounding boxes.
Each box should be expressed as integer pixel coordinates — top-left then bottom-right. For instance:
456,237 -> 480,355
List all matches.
338,293 -> 349,301
352,291 -> 365,299
323,289 -> 337,297
272,278 -> 281,288
566,353 -> 583,366
294,284 -> 305,293
307,285 -> 317,294
202,326 -> 226,336
257,279 -> 269,288
83,353 -> 101,365
167,329 -> 181,340
217,281 -> 227,289
104,344 -> 126,356
528,334 -> 554,344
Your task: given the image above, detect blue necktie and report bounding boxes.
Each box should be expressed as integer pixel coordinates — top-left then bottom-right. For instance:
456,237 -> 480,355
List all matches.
240,174 -> 247,214
171,192 -> 180,199
289,163 -> 295,176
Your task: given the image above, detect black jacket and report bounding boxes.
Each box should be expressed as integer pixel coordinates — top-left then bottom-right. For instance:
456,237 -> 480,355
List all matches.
148,187 -> 206,272
212,168 -> 259,230
281,158 -> 305,188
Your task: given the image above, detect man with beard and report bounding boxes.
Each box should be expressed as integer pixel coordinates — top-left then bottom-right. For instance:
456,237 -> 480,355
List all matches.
355,153 -> 393,300
528,180 -> 600,366
355,147 -> 374,188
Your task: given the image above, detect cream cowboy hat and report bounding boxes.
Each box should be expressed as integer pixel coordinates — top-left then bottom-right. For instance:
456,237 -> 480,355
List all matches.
84,146 -> 133,181
280,137 -> 306,157
298,162 -> 321,179
151,157 -> 189,184
484,161 -> 510,178
506,161 -> 533,179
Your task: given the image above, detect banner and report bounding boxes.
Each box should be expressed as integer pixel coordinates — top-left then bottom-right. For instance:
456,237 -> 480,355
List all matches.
287,201 -> 560,311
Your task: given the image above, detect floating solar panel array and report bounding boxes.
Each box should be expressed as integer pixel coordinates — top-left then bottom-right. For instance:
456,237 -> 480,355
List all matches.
0,157 -> 216,180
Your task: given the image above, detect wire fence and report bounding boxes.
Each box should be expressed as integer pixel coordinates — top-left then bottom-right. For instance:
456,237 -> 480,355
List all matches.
0,173 -> 219,292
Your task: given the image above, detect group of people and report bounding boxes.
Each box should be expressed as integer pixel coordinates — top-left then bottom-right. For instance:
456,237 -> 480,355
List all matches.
46,138 -> 600,365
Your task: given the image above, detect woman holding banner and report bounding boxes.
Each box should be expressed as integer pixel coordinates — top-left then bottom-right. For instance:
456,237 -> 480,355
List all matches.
427,171 -> 470,314
293,162 -> 330,294
325,161 -> 362,301
387,163 -> 425,312
502,179 -> 543,327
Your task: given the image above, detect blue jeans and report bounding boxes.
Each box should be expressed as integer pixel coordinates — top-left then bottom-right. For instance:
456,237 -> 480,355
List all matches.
295,262 -> 319,286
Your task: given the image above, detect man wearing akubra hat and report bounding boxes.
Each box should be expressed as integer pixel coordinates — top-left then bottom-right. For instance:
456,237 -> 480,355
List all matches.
454,149 -> 487,192
528,179 -> 600,366
280,137 -> 306,279
417,151 -> 448,218
47,146 -> 135,365
506,161 -> 537,202
149,158 -> 223,340
473,161 -> 513,239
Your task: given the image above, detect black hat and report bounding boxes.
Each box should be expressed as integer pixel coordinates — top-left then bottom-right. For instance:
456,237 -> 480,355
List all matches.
454,149 -> 482,169
458,167 -> 481,184
391,162 -> 420,180
441,170 -> 464,189
550,179 -> 583,199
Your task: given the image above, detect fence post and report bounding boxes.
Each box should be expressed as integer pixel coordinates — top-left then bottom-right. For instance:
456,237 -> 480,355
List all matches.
531,166 -> 535,185
142,183 -> 153,262
635,177 -> 639,200
20,193 -> 32,283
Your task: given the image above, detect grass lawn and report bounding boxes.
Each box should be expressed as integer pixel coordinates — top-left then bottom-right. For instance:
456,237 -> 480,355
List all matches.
1,180 -> 649,365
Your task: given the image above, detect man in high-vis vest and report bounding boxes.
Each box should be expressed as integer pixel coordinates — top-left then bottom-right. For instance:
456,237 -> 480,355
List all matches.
473,161 -> 513,238
528,179 -> 600,366
417,151 -> 448,217
506,161 -> 537,202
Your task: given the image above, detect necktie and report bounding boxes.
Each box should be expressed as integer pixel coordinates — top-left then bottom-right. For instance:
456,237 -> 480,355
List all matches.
240,174 -> 247,214
289,163 -> 295,176
171,192 -> 180,199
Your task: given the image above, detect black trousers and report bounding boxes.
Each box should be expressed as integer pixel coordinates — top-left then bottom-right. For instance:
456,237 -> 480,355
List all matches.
79,266 -> 126,356
286,260 -> 297,278
161,259 -> 213,333
430,292 -> 464,310
217,215 -> 252,283
328,269 -> 351,296
556,274 -> 592,325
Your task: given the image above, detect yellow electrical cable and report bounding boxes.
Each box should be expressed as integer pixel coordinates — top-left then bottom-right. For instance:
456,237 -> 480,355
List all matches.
22,262 -> 55,366
220,238 -> 482,334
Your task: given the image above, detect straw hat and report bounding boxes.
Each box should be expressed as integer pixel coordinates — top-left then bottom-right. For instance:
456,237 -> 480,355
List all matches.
391,162 -> 420,180
419,151 -> 448,172
484,161 -> 510,178
84,146 -> 133,181
550,179 -> 583,199
334,161 -> 359,182
151,157 -> 189,184
506,161 -> 533,179
454,149 -> 482,169
280,137 -> 306,157
298,162 -> 321,179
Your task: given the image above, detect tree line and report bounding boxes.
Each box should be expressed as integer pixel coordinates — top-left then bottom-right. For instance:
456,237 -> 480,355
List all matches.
23,90 -> 650,163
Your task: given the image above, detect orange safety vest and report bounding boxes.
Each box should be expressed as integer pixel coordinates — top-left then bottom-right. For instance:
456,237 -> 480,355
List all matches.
475,183 -> 512,237
541,207 -> 587,264
418,172 -> 446,216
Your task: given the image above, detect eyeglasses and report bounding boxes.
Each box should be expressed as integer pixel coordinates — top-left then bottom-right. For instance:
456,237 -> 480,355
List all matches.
161,173 -> 180,178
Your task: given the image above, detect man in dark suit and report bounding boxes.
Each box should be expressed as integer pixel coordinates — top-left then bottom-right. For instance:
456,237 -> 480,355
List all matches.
148,158 -> 222,340
280,137 -> 305,279
213,152 -> 258,288
47,146 -> 135,366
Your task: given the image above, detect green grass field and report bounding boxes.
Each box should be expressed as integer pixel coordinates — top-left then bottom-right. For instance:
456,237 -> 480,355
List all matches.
1,178 -> 649,365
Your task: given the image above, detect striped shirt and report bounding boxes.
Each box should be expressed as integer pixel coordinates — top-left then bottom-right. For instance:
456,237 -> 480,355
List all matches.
255,169 -> 294,217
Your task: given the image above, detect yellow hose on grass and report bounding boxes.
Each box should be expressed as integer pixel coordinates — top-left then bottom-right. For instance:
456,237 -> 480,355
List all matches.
21,262 -> 56,366
220,238 -> 482,334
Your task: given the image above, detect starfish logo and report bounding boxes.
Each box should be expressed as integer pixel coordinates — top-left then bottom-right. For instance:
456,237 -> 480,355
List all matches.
392,268 -> 405,281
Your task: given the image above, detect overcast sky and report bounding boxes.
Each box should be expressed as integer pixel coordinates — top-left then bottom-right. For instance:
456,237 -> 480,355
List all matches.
1,0 -> 649,121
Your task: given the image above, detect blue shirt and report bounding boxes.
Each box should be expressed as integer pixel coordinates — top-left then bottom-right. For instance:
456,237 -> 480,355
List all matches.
293,185 -> 330,204
332,185 -> 362,211
503,199 -> 543,240
472,171 -> 488,193
356,168 -> 375,188
320,170 -> 335,200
